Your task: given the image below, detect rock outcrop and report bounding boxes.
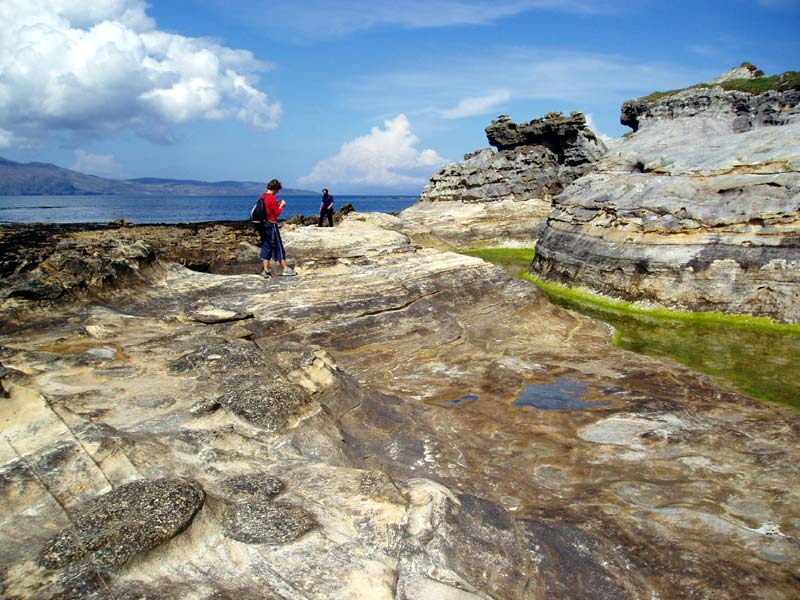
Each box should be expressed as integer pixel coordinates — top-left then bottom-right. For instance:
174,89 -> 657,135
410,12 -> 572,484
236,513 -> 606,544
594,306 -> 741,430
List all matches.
402,112 -> 606,247
1,216 -> 799,598
532,67 -> 800,323
621,70 -> 799,133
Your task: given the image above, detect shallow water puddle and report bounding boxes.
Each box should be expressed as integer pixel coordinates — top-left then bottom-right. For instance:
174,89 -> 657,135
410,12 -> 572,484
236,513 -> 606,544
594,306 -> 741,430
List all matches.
437,393 -> 480,407
513,377 -> 607,410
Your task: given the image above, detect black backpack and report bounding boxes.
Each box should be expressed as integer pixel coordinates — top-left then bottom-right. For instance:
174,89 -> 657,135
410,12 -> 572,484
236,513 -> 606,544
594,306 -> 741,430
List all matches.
250,194 -> 266,223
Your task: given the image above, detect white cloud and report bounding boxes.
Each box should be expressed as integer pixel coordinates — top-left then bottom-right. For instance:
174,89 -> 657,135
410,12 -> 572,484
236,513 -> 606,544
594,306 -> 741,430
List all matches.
440,90 -> 512,119
72,149 -> 119,175
353,49 -> 707,116
0,129 -> 22,149
0,0 -> 281,147
298,115 -> 446,189
223,0 -> 608,39
584,113 -> 614,142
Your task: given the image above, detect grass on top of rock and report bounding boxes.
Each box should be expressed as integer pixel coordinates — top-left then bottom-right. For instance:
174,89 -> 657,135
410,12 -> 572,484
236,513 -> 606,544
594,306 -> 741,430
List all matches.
460,247 -> 800,410
639,70 -> 799,102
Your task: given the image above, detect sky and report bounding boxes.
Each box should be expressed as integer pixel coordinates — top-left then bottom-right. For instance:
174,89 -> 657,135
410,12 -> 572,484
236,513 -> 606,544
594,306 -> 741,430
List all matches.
0,0 -> 798,194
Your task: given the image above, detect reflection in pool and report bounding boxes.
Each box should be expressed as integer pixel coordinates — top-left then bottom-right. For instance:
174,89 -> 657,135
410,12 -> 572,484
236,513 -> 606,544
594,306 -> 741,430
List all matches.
513,377 -> 607,410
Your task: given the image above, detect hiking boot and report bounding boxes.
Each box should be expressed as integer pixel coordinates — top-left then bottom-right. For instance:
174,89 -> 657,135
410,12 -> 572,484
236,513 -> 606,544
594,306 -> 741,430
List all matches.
281,267 -> 297,277
260,269 -> 271,279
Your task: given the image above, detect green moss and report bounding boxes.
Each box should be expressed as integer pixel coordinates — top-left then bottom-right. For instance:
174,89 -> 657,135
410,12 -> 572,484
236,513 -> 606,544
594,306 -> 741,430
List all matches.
718,75 -> 780,95
460,247 -> 800,409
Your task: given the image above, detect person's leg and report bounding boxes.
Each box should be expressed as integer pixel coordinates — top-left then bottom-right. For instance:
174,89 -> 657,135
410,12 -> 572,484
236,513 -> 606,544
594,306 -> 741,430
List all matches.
318,211 -> 324,227
259,239 -> 272,277
327,208 -> 334,227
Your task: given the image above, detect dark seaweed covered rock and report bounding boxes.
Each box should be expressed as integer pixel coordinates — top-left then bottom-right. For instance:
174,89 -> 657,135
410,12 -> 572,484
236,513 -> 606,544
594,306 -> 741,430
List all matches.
218,473 -> 284,501
222,501 -> 315,544
0,236 -> 155,302
218,381 -> 308,433
39,478 -> 204,571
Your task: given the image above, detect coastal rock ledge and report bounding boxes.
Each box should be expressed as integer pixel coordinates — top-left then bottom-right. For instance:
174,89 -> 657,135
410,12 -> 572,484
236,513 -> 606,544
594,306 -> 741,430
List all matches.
1,216 -> 799,599
532,66 -> 800,323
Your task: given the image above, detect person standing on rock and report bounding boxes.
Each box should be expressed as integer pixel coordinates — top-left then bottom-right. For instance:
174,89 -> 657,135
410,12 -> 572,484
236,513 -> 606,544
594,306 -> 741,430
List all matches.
318,188 -> 334,227
259,179 -> 297,278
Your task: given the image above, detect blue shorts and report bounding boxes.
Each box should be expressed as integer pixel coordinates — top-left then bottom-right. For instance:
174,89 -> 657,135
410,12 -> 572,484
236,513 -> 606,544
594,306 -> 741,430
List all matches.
259,222 -> 286,261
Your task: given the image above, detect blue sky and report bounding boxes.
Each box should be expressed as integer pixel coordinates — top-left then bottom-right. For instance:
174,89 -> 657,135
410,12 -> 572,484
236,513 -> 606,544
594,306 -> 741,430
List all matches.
1,0 -> 798,194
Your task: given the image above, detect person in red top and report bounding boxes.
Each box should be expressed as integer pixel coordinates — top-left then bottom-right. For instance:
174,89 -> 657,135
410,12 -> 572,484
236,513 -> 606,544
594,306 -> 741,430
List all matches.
258,179 -> 297,278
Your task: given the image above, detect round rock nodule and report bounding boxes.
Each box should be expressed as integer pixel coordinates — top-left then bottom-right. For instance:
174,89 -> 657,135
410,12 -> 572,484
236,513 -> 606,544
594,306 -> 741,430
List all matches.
218,381 -> 307,433
218,473 -> 284,502
222,502 -> 316,544
38,478 -> 204,571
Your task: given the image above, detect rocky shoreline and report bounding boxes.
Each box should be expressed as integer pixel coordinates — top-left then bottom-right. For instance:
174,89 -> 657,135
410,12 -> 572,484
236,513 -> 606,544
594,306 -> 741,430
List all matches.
1,214 -> 799,599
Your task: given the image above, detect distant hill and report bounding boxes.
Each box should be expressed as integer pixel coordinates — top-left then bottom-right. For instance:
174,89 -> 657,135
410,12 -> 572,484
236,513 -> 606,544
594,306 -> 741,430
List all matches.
0,157 -> 315,196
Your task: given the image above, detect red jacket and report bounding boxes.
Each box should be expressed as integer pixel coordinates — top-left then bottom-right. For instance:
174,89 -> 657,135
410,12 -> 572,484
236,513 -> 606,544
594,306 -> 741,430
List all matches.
262,193 -> 282,222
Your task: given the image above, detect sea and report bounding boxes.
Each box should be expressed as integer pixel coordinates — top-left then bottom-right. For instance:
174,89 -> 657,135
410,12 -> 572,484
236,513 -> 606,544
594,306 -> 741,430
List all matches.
0,194 -> 420,225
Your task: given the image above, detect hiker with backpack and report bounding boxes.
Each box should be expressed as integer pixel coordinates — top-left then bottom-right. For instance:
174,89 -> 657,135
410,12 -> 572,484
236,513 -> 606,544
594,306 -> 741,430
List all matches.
253,179 -> 297,278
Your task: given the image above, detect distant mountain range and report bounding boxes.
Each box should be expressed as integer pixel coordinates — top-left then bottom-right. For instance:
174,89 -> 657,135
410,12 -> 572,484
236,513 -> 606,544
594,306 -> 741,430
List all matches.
0,157 -> 315,196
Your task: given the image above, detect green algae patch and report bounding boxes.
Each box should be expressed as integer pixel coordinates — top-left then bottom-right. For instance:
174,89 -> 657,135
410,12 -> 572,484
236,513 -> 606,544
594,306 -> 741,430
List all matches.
460,247 -> 535,274
460,247 -> 800,410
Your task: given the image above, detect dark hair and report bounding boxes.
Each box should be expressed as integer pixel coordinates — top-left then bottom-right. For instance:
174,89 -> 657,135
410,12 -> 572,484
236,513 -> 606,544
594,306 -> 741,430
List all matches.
267,179 -> 282,191
322,188 -> 328,194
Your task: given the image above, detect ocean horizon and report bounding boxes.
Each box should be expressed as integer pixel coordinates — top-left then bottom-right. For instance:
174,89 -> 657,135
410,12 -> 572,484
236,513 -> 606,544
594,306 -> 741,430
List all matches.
0,194 -> 420,225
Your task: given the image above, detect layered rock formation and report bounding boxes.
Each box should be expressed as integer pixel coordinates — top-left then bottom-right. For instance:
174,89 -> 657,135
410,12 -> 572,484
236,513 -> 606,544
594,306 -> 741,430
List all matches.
1,217 -> 799,599
621,74 -> 800,133
532,67 -> 800,323
402,112 -> 606,247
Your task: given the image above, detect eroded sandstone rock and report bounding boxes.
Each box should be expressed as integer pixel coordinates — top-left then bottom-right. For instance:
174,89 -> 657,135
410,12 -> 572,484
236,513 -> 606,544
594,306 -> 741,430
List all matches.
532,67 -> 800,323
405,112 -> 607,247
621,66 -> 799,132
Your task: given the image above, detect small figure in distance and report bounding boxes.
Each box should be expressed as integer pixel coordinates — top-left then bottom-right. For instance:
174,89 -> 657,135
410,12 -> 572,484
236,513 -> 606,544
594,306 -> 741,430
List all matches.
258,178 -> 297,278
318,188 -> 334,227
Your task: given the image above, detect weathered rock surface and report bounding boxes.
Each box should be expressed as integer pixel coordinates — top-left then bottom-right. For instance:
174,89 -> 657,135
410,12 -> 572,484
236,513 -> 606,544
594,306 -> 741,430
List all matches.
1,216 -> 799,598
405,112 -> 606,247
621,69 -> 799,132
533,68 -> 800,323
710,63 -> 765,84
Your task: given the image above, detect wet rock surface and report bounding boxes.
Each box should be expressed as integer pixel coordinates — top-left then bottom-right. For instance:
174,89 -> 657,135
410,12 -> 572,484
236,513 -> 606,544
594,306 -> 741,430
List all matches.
0,215 -> 798,599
